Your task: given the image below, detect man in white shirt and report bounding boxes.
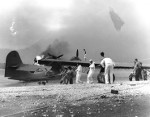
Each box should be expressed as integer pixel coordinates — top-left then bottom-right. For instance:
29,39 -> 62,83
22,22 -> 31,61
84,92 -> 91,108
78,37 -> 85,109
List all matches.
76,65 -> 83,83
100,52 -> 115,84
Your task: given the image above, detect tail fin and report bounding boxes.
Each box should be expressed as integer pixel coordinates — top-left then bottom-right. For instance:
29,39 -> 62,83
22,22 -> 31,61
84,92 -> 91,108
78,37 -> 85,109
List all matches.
5,51 -> 23,77
70,49 -> 81,61
76,49 -> 79,57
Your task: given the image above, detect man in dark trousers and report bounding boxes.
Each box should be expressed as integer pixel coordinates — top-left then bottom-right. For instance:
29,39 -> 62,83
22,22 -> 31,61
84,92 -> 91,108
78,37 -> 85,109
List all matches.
97,64 -> 105,83
60,67 -> 68,84
133,59 -> 142,81
67,66 -> 74,84
60,66 -> 74,84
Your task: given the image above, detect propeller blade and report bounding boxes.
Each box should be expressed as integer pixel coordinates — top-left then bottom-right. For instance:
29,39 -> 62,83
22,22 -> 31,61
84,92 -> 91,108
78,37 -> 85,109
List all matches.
57,54 -> 63,59
76,49 -> 79,57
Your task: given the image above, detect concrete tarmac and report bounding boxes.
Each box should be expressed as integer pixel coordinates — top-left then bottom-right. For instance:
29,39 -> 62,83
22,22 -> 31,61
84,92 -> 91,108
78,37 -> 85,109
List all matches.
2,69 -> 149,117
0,81 -> 150,117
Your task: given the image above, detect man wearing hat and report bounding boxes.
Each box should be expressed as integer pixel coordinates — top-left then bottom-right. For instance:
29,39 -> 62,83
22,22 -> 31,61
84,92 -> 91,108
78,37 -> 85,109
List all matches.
87,59 -> 95,84
76,65 -> 83,83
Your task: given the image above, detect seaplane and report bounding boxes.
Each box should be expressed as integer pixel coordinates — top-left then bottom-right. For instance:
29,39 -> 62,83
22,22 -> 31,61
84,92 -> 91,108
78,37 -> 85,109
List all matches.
4,49 -> 82,85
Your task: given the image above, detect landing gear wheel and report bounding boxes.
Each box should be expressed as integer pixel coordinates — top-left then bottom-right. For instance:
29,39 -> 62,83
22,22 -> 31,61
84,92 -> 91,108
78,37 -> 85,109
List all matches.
42,81 -> 46,85
38,82 -> 41,85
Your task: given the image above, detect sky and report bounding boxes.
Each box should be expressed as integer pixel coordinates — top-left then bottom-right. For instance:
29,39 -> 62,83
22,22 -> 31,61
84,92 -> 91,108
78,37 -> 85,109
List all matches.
0,0 -> 150,65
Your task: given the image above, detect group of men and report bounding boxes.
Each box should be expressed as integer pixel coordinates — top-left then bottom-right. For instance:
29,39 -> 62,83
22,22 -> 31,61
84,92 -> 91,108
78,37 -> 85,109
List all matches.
60,52 -> 115,84
129,58 -> 147,81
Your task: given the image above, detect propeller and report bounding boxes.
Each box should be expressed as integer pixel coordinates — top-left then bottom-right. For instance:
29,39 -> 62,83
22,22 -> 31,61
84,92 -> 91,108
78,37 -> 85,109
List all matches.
56,54 -> 63,59
47,53 -> 63,59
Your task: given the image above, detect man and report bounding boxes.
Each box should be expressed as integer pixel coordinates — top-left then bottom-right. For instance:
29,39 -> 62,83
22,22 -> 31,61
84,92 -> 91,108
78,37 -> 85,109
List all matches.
76,65 -> 83,83
97,64 -> 105,83
83,49 -> 87,61
67,66 -> 75,84
142,69 -> 147,81
60,67 -> 68,84
133,59 -> 142,81
100,52 -> 115,84
97,64 -> 115,83
87,59 -> 95,84
60,66 -> 74,84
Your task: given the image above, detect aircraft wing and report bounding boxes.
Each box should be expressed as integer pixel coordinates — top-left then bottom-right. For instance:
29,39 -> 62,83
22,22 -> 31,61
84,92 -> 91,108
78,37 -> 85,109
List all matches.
39,59 -> 91,67
17,64 -> 50,72
38,59 -> 150,69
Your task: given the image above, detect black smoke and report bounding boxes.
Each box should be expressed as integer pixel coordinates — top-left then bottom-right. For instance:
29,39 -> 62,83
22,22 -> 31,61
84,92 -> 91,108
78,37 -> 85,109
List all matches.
109,8 -> 124,31
41,39 -> 70,59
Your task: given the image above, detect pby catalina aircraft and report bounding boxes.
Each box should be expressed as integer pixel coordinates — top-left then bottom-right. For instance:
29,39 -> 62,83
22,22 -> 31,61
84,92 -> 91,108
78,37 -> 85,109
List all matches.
5,51 -> 61,84
4,50 -> 82,84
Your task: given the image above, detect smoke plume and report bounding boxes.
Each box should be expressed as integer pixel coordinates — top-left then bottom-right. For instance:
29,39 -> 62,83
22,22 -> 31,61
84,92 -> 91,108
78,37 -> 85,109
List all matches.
41,39 -> 70,59
109,7 -> 124,31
